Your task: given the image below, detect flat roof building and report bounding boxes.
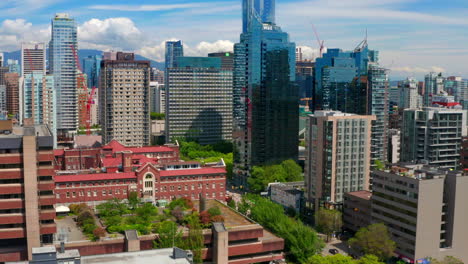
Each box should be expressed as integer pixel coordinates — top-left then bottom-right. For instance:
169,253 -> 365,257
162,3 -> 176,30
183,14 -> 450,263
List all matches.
371,164 -> 468,263
0,122 -> 56,261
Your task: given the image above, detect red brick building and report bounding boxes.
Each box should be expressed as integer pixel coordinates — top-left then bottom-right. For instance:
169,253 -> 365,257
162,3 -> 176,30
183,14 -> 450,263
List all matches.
54,140 -> 226,206
0,122 -> 56,260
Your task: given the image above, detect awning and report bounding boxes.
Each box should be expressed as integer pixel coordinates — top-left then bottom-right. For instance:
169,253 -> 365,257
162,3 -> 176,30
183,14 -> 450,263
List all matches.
55,205 -> 70,213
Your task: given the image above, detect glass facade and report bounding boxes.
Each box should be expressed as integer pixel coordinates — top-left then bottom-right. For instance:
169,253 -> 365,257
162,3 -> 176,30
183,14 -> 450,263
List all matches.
82,55 -> 102,89
234,0 -> 298,187
165,41 -> 184,69
49,13 -> 77,132
23,74 -> 57,146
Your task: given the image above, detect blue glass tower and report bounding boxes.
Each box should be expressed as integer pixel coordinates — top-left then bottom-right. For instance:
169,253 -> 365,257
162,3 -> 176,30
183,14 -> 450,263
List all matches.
49,13 -> 78,132
82,55 -> 102,88
234,0 -> 298,188
314,43 -> 389,163
165,41 -> 184,69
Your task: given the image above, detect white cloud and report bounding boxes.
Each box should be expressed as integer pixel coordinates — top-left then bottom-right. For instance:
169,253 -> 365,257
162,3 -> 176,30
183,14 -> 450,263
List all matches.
391,66 -> 446,74
191,40 -> 234,56
78,18 -> 143,50
0,19 -> 49,51
88,4 -> 200,12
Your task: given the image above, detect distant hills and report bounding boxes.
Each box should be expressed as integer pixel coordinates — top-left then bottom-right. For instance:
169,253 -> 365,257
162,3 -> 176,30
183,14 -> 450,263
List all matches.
2,49 -> 164,70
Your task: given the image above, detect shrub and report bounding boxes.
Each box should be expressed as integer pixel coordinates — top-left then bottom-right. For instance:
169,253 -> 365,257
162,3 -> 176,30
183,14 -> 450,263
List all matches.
76,210 -> 93,226
199,211 -> 211,225
83,223 -> 97,234
210,215 -> 225,223
207,206 -> 221,217
93,227 -> 106,238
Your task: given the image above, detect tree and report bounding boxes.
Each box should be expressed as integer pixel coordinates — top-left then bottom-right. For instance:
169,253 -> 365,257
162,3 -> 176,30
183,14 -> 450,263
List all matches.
150,112 -> 165,120
93,227 -> 106,239
281,159 -> 303,181
135,203 -> 158,224
427,256 -> 464,264
315,208 -> 343,242
348,223 -> 396,260
182,215 -> 204,263
242,194 -> 324,263
307,254 -> 384,264
207,206 -> 221,217
374,160 -> 385,171
227,199 -> 236,209
153,221 -> 182,248
128,191 -> 139,209
247,166 -> 267,193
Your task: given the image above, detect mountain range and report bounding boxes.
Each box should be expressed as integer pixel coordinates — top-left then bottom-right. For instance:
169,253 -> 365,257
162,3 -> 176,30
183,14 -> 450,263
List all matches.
2,49 -> 164,70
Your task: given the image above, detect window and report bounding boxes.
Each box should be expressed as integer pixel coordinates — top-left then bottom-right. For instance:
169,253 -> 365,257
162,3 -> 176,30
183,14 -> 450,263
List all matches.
72,192 -> 76,198
56,193 -> 60,199
93,191 -> 97,197
212,183 -> 216,189
102,190 -> 106,196
87,191 -> 91,197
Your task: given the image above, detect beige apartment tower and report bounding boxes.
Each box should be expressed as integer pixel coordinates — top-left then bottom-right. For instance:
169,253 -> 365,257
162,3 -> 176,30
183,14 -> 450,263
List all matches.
100,52 -> 151,146
304,110 -> 375,210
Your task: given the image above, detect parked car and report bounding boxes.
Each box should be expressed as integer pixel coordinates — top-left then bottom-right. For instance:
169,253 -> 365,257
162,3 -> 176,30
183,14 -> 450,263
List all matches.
329,249 -> 339,255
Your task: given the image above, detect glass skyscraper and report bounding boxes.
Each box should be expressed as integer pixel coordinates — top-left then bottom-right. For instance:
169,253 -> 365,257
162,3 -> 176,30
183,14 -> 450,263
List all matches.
314,44 -> 389,163
165,41 -> 184,69
49,13 -> 77,132
82,55 -> 102,89
234,0 -> 298,188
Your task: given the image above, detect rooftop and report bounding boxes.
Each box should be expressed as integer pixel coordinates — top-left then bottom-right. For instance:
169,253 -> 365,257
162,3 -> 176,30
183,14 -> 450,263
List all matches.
81,248 -> 190,264
346,190 -> 372,200
55,172 -> 136,183
103,140 -> 174,153
159,167 -> 226,177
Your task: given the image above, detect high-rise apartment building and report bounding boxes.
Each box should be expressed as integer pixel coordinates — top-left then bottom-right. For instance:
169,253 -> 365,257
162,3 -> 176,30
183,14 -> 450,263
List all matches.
49,13 -> 78,132
7,60 -> 20,74
150,81 -> 165,113
22,74 -> 56,146
296,60 -> 314,100
401,107 -> 467,169
445,76 -> 468,103
399,77 -> 421,109
0,121 -> 56,261
166,57 -> 232,144
82,55 -> 102,89
0,85 -> 6,113
165,41 -> 184,69
304,110 -> 375,209
314,45 -> 388,163
371,164 -> 468,263
424,72 -> 445,106
100,52 -> 151,146
387,128 -> 400,163
21,43 -> 46,76
233,0 -> 298,188
208,52 -> 234,70
4,72 -> 20,116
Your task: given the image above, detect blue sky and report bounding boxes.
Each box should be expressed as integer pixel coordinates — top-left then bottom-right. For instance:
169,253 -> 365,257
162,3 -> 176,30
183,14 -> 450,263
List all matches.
0,0 -> 467,79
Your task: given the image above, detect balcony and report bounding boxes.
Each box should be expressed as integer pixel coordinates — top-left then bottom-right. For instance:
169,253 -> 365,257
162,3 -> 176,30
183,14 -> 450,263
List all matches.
0,184 -> 22,195
0,154 -> 22,165
40,223 -> 56,235
38,181 -> 55,191
0,227 -> 25,239
0,199 -> 23,210
38,166 -> 54,177
39,195 -> 55,206
40,209 -> 56,220
37,151 -> 54,162
0,169 -> 22,179
0,213 -> 24,224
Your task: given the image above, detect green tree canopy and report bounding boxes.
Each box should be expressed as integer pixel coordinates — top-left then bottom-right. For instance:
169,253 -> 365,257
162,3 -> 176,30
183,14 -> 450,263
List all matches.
427,256 -> 464,264
307,254 -> 384,264
241,194 -> 324,263
248,159 -> 303,193
315,208 -> 343,242
348,223 -> 396,260
150,112 -> 165,120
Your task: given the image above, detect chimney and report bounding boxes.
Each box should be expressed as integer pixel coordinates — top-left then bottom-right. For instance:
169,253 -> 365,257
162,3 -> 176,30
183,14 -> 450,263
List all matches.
122,151 -> 132,172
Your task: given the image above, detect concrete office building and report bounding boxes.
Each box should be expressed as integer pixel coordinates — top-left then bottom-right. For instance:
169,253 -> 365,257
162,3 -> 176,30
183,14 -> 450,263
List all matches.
49,14 -> 78,132
401,107 -> 467,169
343,190 -> 372,232
0,121 -> 56,261
166,57 -> 232,144
21,43 -> 46,76
304,110 -> 375,209
100,52 -> 151,146
371,165 -> 468,263
208,52 -> 234,70
387,129 -> 400,163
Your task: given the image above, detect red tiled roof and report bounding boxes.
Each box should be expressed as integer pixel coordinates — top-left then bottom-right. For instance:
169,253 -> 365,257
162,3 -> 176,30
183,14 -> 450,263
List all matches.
102,140 -> 174,153
159,167 -> 226,177
55,172 -> 136,183
346,190 -> 372,200
54,149 -> 65,156
102,157 -> 121,167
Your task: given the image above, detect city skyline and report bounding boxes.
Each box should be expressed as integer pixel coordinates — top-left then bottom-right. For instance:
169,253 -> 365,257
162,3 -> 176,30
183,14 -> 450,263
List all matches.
0,0 -> 466,79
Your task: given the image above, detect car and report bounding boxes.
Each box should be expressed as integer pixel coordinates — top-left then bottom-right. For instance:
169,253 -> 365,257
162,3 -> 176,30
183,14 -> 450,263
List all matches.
329,249 -> 339,255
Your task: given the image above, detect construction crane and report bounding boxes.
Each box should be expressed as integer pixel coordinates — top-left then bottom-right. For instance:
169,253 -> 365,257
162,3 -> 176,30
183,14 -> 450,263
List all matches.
70,44 -> 92,135
312,24 -> 325,58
